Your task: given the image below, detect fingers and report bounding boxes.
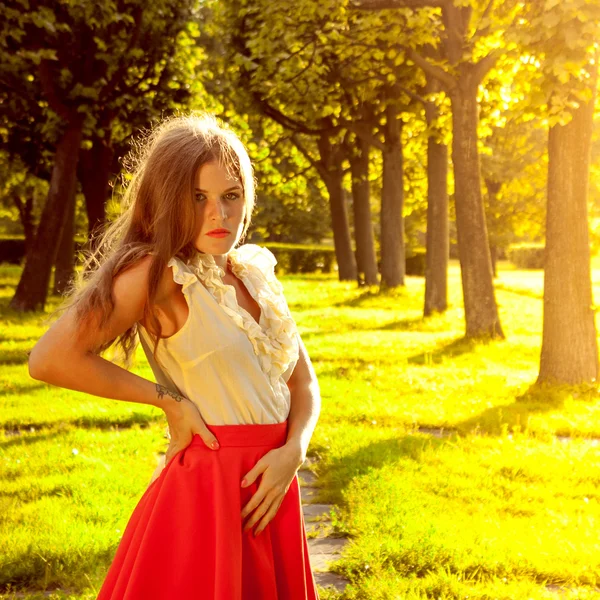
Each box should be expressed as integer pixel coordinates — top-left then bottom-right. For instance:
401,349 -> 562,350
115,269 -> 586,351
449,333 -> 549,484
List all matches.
185,400 -> 220,450
164,448 -> 177,467
195,423 -> 220,450
255,497 -> 283,535
169,398 -> 220,451
242,493 -> 274,533
241,485 -> 267,521
241,481 -> 282,525
241,454 -> 269,488
243,494 -> 284,536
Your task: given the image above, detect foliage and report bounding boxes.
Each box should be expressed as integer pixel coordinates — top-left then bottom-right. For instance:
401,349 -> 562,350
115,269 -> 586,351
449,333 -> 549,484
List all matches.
197,0 -> 440,245
517,0 -> 600,126
265,245 -> 336,274
506,243 -> 546,270
0,0 -> 206,245
479,54 -> 548,249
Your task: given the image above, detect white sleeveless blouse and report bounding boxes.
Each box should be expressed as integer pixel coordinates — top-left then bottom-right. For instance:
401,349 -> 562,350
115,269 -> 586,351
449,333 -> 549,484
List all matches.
136,244 -> 301,426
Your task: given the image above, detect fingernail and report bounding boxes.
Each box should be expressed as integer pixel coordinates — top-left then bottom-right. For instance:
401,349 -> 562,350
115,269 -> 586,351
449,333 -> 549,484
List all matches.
211,441 -> 219,450
241,478 -> 247,487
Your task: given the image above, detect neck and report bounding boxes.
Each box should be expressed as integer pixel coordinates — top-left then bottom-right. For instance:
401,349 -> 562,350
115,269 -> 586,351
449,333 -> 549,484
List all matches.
213,253 -> 229,271
194,249 -> 230,272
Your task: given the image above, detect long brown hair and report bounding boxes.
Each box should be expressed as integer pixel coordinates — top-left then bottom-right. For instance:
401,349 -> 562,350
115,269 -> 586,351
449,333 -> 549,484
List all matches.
46,112 -> 256,369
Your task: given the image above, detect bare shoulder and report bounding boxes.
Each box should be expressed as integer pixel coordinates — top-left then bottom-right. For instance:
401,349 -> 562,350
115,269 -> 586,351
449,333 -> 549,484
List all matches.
118,254 -> 176,303
28,253 -> 181,378
86,254 -> 175,343
28,256 -> 155,366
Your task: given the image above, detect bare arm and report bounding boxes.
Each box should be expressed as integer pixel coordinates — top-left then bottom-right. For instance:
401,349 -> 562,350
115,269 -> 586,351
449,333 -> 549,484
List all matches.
28,256 -> 181,412
28,256 -> 221,458
284,334 -> 321,467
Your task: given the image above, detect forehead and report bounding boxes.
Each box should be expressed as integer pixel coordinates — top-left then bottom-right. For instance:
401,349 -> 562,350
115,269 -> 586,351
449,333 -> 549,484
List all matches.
195,160 -> 241,188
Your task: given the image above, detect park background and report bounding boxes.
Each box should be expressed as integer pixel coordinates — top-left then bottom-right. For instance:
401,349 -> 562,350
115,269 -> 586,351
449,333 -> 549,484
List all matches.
1,0 -> 600,598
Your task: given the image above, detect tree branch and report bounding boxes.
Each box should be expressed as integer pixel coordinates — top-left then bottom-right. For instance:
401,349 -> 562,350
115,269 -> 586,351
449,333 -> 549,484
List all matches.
471,48 -> 502,85
471,0 -> 495,41
291,134 -> 326,178
406,48 -> 456,91
352,0 -> 446,9
38,60 -> 76,122
102,6 -> 145,98
251,92 -> 339,136
347,121 -> 385,151
391,82 -> 430,107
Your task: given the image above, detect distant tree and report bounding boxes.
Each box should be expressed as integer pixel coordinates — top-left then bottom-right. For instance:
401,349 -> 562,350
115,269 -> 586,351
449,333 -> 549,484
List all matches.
356,0 -> 522,339
0,0 -> 199,310
200,0 -> 437,284
478,56 -> 548,270
0,152 -> 48,253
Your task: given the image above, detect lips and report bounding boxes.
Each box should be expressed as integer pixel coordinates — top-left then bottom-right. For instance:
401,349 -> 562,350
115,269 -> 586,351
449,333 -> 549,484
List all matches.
206,229 -> 231,238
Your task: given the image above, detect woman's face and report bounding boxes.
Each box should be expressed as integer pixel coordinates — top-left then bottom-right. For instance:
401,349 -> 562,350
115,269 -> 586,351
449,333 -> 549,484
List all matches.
192,160 -> 246,255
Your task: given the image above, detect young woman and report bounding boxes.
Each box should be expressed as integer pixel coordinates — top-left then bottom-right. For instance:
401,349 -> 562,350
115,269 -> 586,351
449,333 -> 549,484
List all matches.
28,114 -> 321,599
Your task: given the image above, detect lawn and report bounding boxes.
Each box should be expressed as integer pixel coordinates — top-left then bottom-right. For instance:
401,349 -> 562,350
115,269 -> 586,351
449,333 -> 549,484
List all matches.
0,260 -> 599,599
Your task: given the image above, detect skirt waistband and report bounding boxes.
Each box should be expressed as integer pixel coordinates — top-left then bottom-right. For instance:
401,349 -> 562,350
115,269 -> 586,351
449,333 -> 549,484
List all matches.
191,419 -> 289,448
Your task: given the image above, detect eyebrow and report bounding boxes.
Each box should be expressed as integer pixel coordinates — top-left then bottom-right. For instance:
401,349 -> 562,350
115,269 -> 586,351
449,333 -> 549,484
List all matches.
195,186 -> 242,192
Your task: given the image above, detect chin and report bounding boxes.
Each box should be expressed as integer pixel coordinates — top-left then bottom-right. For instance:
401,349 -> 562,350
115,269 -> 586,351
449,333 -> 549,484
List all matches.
194,237 -> 237,254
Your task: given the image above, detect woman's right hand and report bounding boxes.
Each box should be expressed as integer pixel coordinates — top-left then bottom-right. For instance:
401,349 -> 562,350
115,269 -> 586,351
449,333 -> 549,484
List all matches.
162,393 -> 220,467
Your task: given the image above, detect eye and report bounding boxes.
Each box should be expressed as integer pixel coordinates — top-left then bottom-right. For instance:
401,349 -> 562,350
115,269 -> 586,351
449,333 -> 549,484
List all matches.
224,192 -> 241,201
194,192 -> 206,202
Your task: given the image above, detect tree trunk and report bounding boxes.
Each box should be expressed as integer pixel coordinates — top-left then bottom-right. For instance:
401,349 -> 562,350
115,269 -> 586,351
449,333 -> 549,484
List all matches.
13,191 -> 37,258
450,80 -> 504,338
53,184 -> 77,295
323,170 -> 357,281
9,122 -> 83,311
349,136 -> 378,286
424,96 -> 449,315
484,178 -> 501,280
538,63 -> 599,384
318,135 -> 357,281
79,136 -> 113,239
489,245 -> 497,278
380,103 -> 405,288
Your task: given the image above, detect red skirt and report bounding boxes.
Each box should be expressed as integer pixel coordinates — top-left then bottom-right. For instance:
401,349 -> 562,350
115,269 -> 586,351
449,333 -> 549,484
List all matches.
96,419 -> 320,599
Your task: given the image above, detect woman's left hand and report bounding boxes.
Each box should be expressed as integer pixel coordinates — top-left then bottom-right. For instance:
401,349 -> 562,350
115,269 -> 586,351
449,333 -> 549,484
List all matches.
240,441 -> 304,536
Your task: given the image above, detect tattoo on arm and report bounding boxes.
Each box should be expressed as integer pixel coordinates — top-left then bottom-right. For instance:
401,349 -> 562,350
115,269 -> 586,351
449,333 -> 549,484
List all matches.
155,383 -> 185,402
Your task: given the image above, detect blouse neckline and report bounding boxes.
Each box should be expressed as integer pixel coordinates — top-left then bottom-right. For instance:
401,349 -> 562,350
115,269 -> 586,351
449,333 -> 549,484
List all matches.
187,247 -> 266,329
166,244 -> 300,386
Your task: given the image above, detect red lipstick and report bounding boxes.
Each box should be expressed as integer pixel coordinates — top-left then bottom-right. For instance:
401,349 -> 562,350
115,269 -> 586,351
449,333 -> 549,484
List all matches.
206,228 -> 230,238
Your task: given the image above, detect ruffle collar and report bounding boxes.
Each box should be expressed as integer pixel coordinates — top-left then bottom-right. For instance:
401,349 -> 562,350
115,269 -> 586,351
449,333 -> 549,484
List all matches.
167,244 -> 299,386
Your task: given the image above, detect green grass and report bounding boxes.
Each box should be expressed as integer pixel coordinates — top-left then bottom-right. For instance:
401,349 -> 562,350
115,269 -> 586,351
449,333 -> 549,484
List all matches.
1,260 -> 600,599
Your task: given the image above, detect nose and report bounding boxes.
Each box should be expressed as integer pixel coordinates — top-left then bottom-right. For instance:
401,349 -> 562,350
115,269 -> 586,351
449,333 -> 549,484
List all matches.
206,197 -> 227,221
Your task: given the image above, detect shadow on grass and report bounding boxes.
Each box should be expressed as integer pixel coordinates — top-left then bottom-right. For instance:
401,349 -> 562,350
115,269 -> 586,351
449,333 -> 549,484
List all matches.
378,317 -> 427,332
0,545 -> 111,596
0,348 -> 30,366
293,318 -> 428,341
0,483 -> 77,504
312,432 -> 451,506
332,286 -> 409,309
455,383 -> 600,438
293,314 -> 451,344
495,283 -> 543,300
2,413 -> 160,447
0,382 -> 47,397
314,356 -> 402,379
408,336 -> 479,365
0,428 -> 68,451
